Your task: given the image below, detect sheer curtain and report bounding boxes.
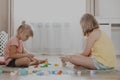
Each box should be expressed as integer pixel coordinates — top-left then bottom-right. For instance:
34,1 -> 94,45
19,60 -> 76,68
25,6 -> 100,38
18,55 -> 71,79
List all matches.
8,0 -> 14,39
13,0 -> 87,55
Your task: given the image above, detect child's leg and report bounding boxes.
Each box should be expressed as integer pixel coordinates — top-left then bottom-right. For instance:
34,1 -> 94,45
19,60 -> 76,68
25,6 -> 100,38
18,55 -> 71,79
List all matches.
15,57 -> 31,67
61,55 -> 96,69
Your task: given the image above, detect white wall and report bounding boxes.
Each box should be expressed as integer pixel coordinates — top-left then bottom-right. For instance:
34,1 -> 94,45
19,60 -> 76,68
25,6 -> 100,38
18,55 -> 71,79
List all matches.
112,28 -> 120,55
14,0 -> 86,54
0,0 -> 8,32
14,0 -> 86,29
94,0 -> 120,55
95,0 -> 120,18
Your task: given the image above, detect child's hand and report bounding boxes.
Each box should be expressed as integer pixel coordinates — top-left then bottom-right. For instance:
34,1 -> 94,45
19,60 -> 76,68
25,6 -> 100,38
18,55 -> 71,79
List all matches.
60,56 -> 70,62
62,62 -> 67,67
60,56 -> 70,67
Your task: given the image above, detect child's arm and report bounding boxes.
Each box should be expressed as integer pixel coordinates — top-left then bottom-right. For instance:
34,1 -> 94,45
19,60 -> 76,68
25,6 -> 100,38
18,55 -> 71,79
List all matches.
81,30 -> 100,56
22,47 -> 34,58
9,45 -> 31,59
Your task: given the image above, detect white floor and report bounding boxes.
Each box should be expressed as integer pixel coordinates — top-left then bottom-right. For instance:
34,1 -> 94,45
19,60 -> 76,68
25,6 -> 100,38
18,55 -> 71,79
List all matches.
0,54 -> 120,80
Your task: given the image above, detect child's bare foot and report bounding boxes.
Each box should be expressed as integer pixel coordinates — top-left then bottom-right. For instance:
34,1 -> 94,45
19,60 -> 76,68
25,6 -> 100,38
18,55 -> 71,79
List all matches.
39,59 -> 47,64
74,65 -> 85,70
30,61 -> 38,65
30,59 -> 47,66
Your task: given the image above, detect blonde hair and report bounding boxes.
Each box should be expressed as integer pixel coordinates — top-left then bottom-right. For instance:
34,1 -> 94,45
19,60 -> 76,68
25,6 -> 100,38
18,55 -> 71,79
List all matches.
17,21 -> 33,37
80,13 -> 99,36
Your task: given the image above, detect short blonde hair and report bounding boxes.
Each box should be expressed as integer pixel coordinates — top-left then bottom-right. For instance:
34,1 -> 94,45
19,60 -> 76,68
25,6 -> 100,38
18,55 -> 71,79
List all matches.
80,13 -> 99,36
17,21 -> 33,37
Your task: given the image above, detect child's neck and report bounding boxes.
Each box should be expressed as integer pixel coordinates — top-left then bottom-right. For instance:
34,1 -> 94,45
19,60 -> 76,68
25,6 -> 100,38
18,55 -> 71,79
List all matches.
16,34 -> 21,40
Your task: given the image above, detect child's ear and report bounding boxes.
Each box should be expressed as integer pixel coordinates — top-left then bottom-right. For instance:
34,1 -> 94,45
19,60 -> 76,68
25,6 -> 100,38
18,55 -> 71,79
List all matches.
18,28 -> 24,33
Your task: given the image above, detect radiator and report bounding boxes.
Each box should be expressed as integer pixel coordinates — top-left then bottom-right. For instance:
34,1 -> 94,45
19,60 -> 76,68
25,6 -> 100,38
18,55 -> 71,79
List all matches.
24,22 -> 83,55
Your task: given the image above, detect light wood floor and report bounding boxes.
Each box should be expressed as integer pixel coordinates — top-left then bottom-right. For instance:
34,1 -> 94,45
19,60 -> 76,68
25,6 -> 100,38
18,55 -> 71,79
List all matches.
0,54 -> 120,80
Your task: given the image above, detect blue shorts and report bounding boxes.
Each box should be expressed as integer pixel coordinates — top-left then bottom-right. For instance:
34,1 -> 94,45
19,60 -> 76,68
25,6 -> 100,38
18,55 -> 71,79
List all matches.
92,58 -> 113,70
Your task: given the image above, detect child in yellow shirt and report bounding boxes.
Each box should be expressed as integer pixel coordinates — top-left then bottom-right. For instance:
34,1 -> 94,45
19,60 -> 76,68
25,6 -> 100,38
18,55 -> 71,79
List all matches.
60,13 -> 116,70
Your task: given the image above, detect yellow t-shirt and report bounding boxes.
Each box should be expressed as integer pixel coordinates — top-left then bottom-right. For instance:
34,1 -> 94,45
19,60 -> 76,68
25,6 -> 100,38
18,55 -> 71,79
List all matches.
91,30 -> 117,68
